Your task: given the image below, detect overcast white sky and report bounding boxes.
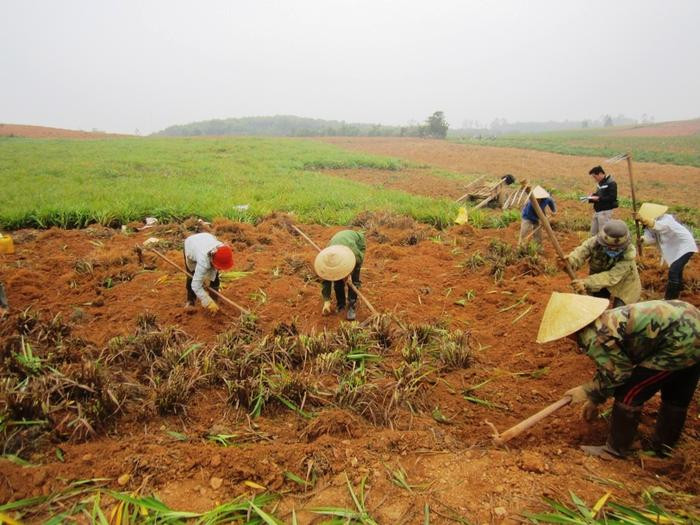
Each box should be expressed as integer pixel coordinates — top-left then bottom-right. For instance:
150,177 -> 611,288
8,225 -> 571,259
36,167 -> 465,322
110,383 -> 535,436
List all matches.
2,0 -> 699,134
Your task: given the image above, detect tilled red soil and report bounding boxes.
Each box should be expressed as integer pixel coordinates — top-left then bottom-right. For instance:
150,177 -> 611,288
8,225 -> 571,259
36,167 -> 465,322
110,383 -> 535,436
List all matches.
320,137 -> 700,209
1,215 -> 698,522
0,123 -> 126,139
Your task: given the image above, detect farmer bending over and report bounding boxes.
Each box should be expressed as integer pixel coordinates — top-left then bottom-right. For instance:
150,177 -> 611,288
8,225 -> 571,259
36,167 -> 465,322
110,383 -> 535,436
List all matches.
315,230 -> 365,321
183,233 -> 234,314
518,185 -> 556,247
636,202 -> 698,300
566,220 -> 640,307
537,292 -> 699,458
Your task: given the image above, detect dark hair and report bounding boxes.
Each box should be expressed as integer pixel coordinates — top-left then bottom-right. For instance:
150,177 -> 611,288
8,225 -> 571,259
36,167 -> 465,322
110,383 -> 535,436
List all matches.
589,166 -> 605,176
501,174 -> 516,185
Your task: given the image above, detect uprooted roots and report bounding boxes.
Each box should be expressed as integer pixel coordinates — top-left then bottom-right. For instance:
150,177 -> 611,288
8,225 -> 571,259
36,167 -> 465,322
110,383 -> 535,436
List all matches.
0,311 -> 478,456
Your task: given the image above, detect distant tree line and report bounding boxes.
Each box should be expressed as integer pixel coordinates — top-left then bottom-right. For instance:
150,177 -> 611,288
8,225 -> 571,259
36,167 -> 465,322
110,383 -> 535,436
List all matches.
451,114 -> 647,137
155,113 -> 449,139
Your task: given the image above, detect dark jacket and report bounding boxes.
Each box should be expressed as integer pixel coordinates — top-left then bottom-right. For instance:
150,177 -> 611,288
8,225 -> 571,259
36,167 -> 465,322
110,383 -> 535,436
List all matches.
522,197 -> 556,223
590,175 -> 618,212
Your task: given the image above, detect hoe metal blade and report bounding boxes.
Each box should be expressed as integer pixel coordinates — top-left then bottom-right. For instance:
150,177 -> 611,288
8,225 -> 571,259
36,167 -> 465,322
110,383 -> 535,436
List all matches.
605,153 -> 628,164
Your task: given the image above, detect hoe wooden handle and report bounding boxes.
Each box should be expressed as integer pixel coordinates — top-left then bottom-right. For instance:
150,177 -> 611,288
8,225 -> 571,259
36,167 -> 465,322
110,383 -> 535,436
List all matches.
488,396 -> 572,445
625,154 -> 643,256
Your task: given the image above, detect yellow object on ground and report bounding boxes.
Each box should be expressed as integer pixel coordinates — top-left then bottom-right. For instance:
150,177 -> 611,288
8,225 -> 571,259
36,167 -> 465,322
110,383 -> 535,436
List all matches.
454,206 -> 469,225
536,292 -> 609,343
0,234 -> 14,255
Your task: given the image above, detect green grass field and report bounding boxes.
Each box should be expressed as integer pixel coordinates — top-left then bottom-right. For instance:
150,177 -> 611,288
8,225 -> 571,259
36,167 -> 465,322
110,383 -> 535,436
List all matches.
0,137 -> 464,229
454,129 -> 700,167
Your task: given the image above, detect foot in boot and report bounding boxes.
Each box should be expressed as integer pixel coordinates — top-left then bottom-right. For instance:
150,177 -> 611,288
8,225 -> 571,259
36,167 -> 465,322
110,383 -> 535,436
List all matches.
346,306 -> 356,321
336,302 -> 346,313
664,280 -> 682,300
651,402 -> 688,456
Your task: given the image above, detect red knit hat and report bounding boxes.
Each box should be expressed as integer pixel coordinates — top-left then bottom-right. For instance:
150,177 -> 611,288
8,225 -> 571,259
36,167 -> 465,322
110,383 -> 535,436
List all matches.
212,245 -> 234,270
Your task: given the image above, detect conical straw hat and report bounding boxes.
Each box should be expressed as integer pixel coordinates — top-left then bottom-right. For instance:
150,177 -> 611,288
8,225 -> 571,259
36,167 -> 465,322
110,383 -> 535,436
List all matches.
532,185 -> 550,199
536,292 -> 609,344
638,203 -> 668,224
314,245 -> 356,281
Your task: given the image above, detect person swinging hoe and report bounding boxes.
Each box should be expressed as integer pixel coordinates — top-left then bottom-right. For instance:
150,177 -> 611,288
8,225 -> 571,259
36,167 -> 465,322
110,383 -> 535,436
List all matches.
314,230 -> 365,321
537,292 -> 699,459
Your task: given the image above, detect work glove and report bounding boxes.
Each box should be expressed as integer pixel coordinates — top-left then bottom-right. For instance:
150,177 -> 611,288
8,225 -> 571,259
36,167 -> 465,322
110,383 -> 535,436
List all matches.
571,279 -> 587,294
322,300 -> 332,316
564,385 -> 590,404
581,400 -> 599,422
205,301 -> 220,315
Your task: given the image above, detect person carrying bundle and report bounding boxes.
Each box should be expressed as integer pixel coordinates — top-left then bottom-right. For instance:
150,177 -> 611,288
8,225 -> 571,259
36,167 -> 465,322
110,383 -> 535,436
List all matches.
566,220 -> 641,307
537,292 -> 699,459
183,233 -> 234,314
636,202 -> 698,300
518,185 -> 556,247
315,230 -> 365,321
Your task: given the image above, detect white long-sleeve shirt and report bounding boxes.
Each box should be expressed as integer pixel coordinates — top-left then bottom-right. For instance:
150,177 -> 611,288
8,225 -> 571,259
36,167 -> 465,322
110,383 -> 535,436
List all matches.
184,233 -> 222,306
642,214 -> 698,266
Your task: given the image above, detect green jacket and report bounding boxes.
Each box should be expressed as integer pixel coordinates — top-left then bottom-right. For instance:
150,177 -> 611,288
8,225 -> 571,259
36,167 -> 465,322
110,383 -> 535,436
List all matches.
328,230 -> 366,265
567,237 -> 641,304
577,300 -> 700,403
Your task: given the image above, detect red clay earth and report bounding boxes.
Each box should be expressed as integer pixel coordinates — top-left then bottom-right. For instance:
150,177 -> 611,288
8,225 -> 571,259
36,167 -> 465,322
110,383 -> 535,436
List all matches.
610,119 -> 700,137
320,137 -> 700,210
1,214 -> 698,522
0,123 -> 127,139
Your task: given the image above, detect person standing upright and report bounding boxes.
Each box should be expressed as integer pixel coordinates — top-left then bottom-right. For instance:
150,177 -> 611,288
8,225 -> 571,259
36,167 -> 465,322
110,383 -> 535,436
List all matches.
585,166 -> 618,236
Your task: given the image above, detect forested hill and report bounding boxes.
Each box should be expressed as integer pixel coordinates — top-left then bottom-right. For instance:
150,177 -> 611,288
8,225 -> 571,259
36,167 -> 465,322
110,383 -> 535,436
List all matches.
154,115 -> 408,137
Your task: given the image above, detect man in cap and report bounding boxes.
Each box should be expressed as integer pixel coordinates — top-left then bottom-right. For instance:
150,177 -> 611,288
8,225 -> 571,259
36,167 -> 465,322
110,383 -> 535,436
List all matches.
518,185 -> 556,247
585,166 -> 618,236
636,202 -> 698,300
566,220 -> 641,307
538,292 -> 700,458
183,232 -> 234,314
315,230 -> 365,321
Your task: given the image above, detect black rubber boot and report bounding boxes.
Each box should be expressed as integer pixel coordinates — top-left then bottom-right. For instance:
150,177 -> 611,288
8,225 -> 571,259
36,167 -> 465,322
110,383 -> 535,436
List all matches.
346,301 -> 357,321
581,401 -> 641,458
651,402 -> 688,457
664,280 -> 682,300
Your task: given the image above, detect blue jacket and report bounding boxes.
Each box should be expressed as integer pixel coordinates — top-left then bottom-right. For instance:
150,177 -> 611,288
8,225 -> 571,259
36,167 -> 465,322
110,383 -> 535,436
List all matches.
522,198 -> 556,223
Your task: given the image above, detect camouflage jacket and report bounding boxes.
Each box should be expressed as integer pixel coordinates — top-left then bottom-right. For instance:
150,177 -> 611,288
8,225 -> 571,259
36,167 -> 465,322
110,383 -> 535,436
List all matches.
577,300 -> 700,403
567,237 -> 641,304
